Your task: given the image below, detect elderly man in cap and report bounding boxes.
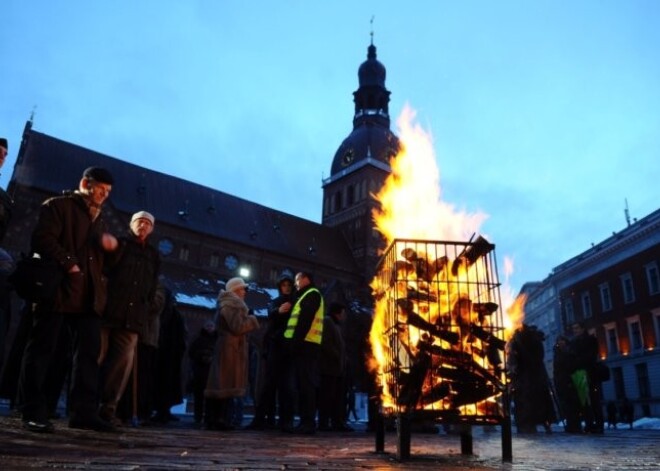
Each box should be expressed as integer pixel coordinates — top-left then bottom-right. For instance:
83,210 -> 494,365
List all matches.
98,210 -> 160,426
18,166 -> 119,433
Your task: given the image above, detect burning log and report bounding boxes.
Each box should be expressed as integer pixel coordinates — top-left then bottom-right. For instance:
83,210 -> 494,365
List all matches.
393,260 -> 416,278
451,235 -> 493,276
451,296 -> 472,327
399,247 -> 449,282
417,341 -> 504,390
420,382 -> 450,405
406,286 -> 438,303
450,382 -> 499,408
396,299 -> 460,345
396,352 -> 431,408
473,302 -> 498,323
426,256 -> 449,282
468,323 -> 506,351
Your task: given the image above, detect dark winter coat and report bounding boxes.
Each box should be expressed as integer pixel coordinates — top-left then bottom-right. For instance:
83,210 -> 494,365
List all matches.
205,290 -> 259,399
320,315 -> 345,377
508,325 -> 556,427
265,291 -> 294,351
0,188 -> 13,243
103,233 -> 160,337
188,326 -> 218,380
31,191 -> 110,315
570,331 -> 599,377
154,291 -> 187,410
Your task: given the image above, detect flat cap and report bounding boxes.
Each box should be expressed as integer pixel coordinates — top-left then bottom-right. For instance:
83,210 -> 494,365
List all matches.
82,166 -> 114,185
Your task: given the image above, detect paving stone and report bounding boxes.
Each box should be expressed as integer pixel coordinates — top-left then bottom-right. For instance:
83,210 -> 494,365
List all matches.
1,412 -> 659,470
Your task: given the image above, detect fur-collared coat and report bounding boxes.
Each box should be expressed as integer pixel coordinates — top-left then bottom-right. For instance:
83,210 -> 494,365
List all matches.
204,290 -> 259,399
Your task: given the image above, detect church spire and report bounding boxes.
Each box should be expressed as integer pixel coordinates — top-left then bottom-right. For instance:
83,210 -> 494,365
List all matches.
353,22 -> 391,128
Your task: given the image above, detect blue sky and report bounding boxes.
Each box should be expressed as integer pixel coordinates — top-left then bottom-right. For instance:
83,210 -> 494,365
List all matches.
2,0 -> 659,295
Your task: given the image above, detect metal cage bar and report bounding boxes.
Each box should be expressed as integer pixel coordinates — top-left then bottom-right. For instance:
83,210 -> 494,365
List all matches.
372,238 -> 512,461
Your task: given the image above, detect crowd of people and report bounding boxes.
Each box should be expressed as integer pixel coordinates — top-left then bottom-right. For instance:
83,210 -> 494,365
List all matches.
552,321 -> 611,434
187,272 -> 356,435
0,155 -> 357,435
508,320 -> 614,435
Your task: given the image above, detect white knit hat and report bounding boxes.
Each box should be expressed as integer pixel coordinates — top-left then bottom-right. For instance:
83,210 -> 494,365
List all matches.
131,211 -> 155,226
225,277 -> 248,293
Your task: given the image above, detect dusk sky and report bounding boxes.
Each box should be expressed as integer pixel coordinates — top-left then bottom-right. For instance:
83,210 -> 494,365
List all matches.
2,1 -> 659,295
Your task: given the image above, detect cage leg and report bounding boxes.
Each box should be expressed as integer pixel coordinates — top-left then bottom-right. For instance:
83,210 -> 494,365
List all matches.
375,413 -> 385,453
396,414 -> 411,460
501,416 -> 513,462
459,425 -> 473,455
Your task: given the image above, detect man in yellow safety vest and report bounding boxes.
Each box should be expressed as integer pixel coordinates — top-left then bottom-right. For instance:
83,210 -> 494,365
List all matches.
281,271 -> 324,434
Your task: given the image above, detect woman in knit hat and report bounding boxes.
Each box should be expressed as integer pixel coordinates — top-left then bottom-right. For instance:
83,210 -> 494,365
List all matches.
204,277 -> 259,430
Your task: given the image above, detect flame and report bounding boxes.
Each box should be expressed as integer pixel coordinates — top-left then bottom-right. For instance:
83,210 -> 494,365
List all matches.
372,104 -> 487,244
368,104 -> 514,417
504,293 -> 527,337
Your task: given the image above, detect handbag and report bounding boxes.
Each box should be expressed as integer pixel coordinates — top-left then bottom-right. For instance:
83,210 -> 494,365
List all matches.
8,254 -> 65,302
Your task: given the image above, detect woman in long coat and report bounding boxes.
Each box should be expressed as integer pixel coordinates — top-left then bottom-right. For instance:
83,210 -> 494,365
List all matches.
204,277 -> 259,430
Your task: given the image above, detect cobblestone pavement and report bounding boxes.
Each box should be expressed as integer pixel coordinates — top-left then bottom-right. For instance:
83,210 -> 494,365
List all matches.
1,412 -> 659,470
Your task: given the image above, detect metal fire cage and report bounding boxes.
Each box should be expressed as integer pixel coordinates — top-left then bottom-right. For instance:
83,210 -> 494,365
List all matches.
371,238 -> 512,462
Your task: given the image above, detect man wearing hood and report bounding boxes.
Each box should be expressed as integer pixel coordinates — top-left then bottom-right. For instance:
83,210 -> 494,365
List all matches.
248,272 -> 294,430
98,211 -> 160,426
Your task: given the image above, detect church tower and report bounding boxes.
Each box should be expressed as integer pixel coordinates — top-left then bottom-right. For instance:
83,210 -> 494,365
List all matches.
322,37 -> 400,300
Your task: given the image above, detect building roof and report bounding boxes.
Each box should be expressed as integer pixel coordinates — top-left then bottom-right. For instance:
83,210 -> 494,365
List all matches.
10,125 -> 359,274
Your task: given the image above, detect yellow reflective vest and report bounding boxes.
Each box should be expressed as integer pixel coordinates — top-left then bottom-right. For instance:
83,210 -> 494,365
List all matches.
283,287 -> 324,344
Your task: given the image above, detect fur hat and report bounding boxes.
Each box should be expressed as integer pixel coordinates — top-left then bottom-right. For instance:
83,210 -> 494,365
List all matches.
130,210 -> 155,226
83,166 -> 114,185
225,277 -> 248,293
0,138 -> 7,150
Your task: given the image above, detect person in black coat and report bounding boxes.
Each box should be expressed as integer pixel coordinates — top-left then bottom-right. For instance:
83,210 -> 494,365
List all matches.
17,167 -> 119,433
188,320 -> 217,424
151,289 -> 187,423
247,273 -> 294,430
507,324 -> 556,433
98,211 -> 160,426
553,335 -> 581,433
318,302 -> 353,432
569,322 -> 603,433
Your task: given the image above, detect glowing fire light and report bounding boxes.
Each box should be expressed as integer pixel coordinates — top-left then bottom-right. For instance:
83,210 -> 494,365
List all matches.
368,104 -> 520,416
372,104 -> 487,243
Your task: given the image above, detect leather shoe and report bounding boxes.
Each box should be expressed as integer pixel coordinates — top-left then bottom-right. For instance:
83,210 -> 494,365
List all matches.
69,415 -> 118,433
23,419 -> 55,433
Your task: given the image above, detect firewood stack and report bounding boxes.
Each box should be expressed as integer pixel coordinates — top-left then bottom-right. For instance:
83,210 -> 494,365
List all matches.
371,237 -> 509,423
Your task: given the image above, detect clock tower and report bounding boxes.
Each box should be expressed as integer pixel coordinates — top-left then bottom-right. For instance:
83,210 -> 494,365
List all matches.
322,37 -> 400,301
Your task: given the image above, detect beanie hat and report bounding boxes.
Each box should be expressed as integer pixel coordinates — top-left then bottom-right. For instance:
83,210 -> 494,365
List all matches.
83,166 -> 114,185
0,138 -> 7,150
225,277 -> 248,293
131,210 -> 155,226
